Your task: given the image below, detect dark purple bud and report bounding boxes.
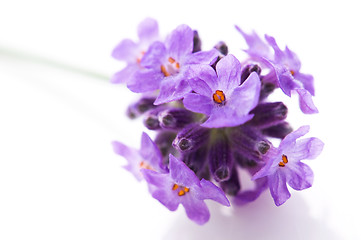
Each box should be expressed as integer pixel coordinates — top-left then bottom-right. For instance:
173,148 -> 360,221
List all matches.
214,41 -> 228,56
262,122 -> 293,139
259,81 -> 276,100
209,133 -> 233,182
233,151 -> 258,168
241,64 -> 262,84
192,30 -> 202,53
249,102 -> 288,128
154,131 -> 177,160
220,167 -> 241,196
228,126 -> 271,161
143,107 -> 164,130
126,97 -> 156,119
173,124 -> 210,152
158,108 -> 194,130
181,146 -> 208,176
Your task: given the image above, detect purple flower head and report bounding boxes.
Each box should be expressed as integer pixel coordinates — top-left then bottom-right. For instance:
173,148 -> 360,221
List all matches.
112,132 -> 166,181
141,154 -> 230,225
236,27 -> 318,114
127,24 -> 219,104
252,126 -> 324,206
183,54 -> 261,128
111,18 -> 159,84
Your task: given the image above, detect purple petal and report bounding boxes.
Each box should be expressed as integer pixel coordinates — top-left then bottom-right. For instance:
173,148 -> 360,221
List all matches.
252,147 -> 280,180
187,65 -> 218,93
286,137 -> 324,162
112,39 -> 138,62
183,93 -> 213,116
154,75 -> 191,105
137,18 -> 159,42
284,46 -> 301,72
127,68 -> 164,93
276,67 -> 302,96
182,197 -> 210,225
265,35 -> 284,62
215,54 -> 242,92
141,169 -> 180,211
110,64 -> 138,84
228,72 -> 261,115
202,107 -> 254,128
184,48 -> 219,65
235,26 -> 270,58
140,41 -> 166,68
198,179 -> 230,206
287,162 -> 313,190
169,154 -> 201,188
294,88 -> 319,114
166,24 -> 193,60
140,132 -> 166,172
294,72 -> 315,96
279,125 -> 310,151
268,171 -> 291,206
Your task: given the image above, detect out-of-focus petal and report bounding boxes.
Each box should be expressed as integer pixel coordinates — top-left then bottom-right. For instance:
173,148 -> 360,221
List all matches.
140,132 -> 166,172
154,76 -> 191,105
294,72 -> 315,96
127,68 -> 164,93
112,39 -> 138,62
137,18 -> 159,42
110,64 -> 138,84
184,48 -> 219,65
199,179 -> 230,206
166,24 -> 193,60
140,41 -> 166,68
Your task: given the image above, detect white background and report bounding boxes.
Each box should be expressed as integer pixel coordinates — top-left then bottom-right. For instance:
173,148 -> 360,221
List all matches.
0,0 -> 360,239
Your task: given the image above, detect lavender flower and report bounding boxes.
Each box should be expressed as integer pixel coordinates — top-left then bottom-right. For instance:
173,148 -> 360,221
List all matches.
112,132 -> 166,181
141,154 -> 230,225
183,54 -> 261,128
236,26 -> 318,114
111,20 -> 324,224
111,18 -> 159,85
252,126 -> 324,206
127,24 -> 219,104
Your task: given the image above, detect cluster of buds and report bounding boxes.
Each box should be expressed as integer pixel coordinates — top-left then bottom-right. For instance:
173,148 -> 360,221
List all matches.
111,18 -> 324,224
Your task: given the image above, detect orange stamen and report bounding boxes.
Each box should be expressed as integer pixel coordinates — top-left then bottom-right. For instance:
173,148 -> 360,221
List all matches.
168,57 -> 176,63
178,190 -> 185,196
175,62 -> 180,69
278,154 -> 289,167
290,70 -> 295,76
172,184 -> 179,191
161,65 -> 170,77
184,187 -> 190,193
212,90 -> 226,104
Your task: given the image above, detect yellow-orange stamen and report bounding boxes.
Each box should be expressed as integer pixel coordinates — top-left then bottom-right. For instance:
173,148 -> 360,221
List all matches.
161,65 -> 170,77
139,161 -> 153,170
168,57 -> 176,64
171,184 -> 190,197
290,70 -> 295,76
178,190 -> 185,196
212,90 -> 226,104
175,62 -> 180,69
278,154 -> 289,167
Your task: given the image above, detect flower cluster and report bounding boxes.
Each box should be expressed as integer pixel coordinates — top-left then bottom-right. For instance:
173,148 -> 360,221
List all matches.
112,18 -> 324,224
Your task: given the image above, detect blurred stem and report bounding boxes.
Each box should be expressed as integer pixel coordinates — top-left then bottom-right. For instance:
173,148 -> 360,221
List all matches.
0,46 -> 110,81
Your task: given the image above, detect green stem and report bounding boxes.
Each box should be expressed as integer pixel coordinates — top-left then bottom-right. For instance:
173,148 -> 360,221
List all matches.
0,46 -> 110,81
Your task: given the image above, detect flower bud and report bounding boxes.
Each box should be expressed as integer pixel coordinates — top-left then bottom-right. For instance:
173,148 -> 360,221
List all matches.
209,133 -> 233,182
192,30 -> 202,53
126,97 -> 156,119
261,122 -> 293,139
249,102 -> 288,128
241,64 -> 261,84
173,124 -> 210,152
220,167 -> 241,196
158,108 -> 194,130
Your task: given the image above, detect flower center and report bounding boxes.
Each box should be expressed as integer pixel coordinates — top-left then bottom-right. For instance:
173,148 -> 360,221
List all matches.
136,51 -> 146,64
212,90 -> 226,104
161,57 -> 180,77
139,161 -> 154,170
172,183 -> 190,196
278,154 -> 288,167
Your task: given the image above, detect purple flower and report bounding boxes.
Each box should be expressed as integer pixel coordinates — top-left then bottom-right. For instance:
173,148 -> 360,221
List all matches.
127,24 -> 219,104
252,126 -> 324,206
111,18 -> 159,84
141,154 -> 230,225
183,54 -> 261,128
236,26 -> 318,114
112,132 -> 166,181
